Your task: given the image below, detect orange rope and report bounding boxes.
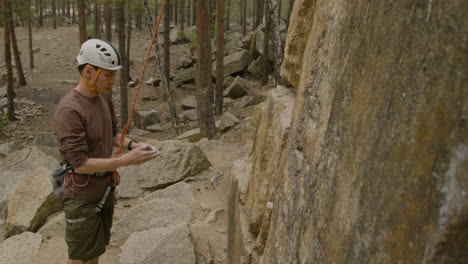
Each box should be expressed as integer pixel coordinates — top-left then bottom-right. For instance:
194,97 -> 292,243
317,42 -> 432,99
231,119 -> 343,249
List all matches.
111,0 -> 169,186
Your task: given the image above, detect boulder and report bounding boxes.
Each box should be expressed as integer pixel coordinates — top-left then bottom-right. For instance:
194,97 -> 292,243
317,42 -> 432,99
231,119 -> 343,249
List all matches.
181,83 -> 195,90
241,33 -> 253,49
223,76 -> 235,88
118,139 -> 211,198
191,220 -> 227,264
4,167 -> 62,238
175,127 -> 203,143
226,32 -> 242,42
212,50 -> 252,77
144,182 -> 197,206
174,67 -> 196,87
146,122 -> 172,132
181,96 -> 198,110
0,97 -> 7,109
245,86 -> 295,235
0,86 -> 6,97
120,224 -> 195,264
145,76 -> 161,86
0,141 -> 22,158
0,73 -> 16,86
247,55 -> 274,76
182,109 -> 199,121
223,76 -> 253,98
217,112 -> 240,132
225,39 -> 243,55
129,128 -> 151,137
169,27 -> 181,43
32,132 -> 57,148
111,198 -> 192,244
177,55 -> 193,69
134,110 -> 160,129
0,232 -> 42,263
0,147 -> 59,219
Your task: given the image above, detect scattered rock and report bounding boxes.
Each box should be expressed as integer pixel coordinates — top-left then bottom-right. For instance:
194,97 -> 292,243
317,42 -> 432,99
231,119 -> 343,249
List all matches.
134,110 -> 161,129
174,67 -> 196,87
217,112 -> 240,132
182,109 -> 198,121
0,141 -> 22,158
160,112 -> 172,124
128,128 -> 151,137
181,96 -> 198,110
32,132 -> 57,148
224,76 -> 253,98
177,56 -> 193,69
247,55 -> 273,76
213,50 -> 252,77
111,198 -> 192,244
146,122 -> 172,132
120,224 -> 195,264
4,167 -> 62,238
144,182 -> 197,206
145,76 -> 161,86
0,232 -> 42,263
181,83 -> 195,90
58,80 -> 78,85
118,139 -> 211,198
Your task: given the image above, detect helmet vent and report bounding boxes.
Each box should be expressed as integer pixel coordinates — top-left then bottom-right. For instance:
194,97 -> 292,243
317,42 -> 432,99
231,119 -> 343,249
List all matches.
111,60 -> 115,64
100,48 -> 108,52
104,53 -> 112,56
96,44 -> 101,48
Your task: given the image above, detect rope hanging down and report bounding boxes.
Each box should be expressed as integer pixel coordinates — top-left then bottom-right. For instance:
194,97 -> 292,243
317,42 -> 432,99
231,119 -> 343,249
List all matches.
111,0 -> 169,186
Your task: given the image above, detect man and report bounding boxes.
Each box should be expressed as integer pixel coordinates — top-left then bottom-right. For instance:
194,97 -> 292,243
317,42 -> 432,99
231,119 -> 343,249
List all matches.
54,39 -> 159,264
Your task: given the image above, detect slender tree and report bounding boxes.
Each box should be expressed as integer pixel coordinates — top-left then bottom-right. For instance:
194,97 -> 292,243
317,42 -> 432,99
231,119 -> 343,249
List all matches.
196,0 -> 217,139
3,0 -> 17,121
163,1 -> 170,92
226,0 -> 230,30
255,0 -> 263,28
52,0 -> 57,29
174,0 -> 179,25
271,0 -> 283,86
77,0 -> 87,45
154,0 -> 159,26
8,19 -> 27,86
287,0 -> 294,25
67,0 -> 71,19
27,0 -> 34,68
94,2 -> 101,38
261,1 -> 271,85
38,0 -> 43,27
104,0 -> 113,41
126,0 -> 132,81
72,0 -> 76,23
215,0 -> 224,115
136,0 -> 143,30
192,0 -> 196,25
242,0 -> 247,36
180,0 -> 185,30
117,0 -> 129,126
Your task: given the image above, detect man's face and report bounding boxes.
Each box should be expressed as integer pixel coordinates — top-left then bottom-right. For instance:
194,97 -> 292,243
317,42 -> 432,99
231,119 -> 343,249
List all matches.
94,68 -> 117,94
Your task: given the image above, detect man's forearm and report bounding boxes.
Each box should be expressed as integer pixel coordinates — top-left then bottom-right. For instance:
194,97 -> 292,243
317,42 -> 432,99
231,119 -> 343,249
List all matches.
74,156 -> 128,174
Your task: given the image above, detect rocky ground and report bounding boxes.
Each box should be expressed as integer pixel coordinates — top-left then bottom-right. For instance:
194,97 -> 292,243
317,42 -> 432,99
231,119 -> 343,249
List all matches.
0,24 -> 275,263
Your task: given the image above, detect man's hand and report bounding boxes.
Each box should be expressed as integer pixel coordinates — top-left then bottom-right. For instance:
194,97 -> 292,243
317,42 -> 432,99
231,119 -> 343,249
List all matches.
120,144 -> 160,166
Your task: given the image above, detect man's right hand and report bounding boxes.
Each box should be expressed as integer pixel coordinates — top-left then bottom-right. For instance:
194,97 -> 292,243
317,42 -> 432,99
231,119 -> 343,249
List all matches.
121,145 -> 160,166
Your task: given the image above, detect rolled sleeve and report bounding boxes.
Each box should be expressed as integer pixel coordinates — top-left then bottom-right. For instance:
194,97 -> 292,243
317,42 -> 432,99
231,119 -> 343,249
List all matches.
55,107 -> 90,168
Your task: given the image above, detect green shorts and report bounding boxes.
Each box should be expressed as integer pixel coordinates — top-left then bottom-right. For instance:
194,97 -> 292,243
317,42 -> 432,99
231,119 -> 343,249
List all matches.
62,193 -> 116,262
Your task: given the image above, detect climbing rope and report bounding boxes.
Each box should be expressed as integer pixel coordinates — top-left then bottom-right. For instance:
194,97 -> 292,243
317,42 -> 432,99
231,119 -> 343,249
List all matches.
111,0 -> 169,187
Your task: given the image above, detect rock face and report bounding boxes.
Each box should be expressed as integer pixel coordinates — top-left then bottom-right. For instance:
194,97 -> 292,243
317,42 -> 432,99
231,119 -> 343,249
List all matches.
0,232 -> 42,263
0,147 -> 59,219
252,1 -> 468,263
4,167 -> 62,238
134,110 -> 160,129
120,224 -> 195,264
213,50 -> 252,77
174,67 -> 196,87
118,140 -> 211,198
245,86 -> 295,236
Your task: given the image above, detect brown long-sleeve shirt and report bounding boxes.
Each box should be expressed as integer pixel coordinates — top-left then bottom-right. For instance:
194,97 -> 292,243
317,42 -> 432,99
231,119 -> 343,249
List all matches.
54,89 -> 118,201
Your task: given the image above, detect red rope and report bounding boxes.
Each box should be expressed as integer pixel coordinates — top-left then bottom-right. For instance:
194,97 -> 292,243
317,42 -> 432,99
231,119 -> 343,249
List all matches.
111,0 -> 169,187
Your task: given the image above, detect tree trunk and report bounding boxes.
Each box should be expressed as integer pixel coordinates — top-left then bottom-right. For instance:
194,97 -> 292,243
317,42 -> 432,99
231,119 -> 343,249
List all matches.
154,0 -> 158,26
192,0 -> 196,25
57,0 -> 61,26
72,0 -> 76,23
242,0 -> 246,36
180,0 -> 185,30
271,0 -> 283,86
255,0 -> 263,28
136,0 -> 143,30
226,0 -> 230,30
8,19 -> 27,86
67,0 -> 71,18
3,0 -> 17,121
105,0 -> 112,41
52,0 -> 57,29
39,0 -> 43,27
252,0 -> 256,31
215,0 -> 224,115
163,1 -> 170,93
94,2 -> 101,38
126,0 -> 132,81
117,0 -> 128,127
287,0 -> 294,25
174,0 -> 179,25
261,0 -> 271,86
77,0 -> 87,45
196,0 -> 217,139
28,0 -> 34,68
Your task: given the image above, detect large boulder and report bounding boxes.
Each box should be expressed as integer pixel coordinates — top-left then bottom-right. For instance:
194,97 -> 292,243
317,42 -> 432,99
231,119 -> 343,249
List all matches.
0,141 -> 22,158
4,167 -> 62,238
0,232 -> 42,263
0,147 -> 59,219
118,140 -> 211,198
111,198 -> 192,244
181,96 -> 198,110
182,109 -> 199,121
217,112 -> 240,132
174,67 -> 196,87
224,76 -> 253,99
32,132 -> 57,148
212,50 -> 252,77
245,86 -> 295,235
143,182 -> 197,206
247,55 -> 274,76
134,110 -> 160,129
120,224 -> 195,264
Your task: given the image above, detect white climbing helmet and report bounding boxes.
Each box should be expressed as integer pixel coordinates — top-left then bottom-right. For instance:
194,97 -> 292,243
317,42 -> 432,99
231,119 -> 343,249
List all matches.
77,39 -> 122,70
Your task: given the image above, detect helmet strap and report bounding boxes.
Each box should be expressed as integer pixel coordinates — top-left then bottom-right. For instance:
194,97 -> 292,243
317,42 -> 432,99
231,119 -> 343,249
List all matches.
79,68 -> 102,95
